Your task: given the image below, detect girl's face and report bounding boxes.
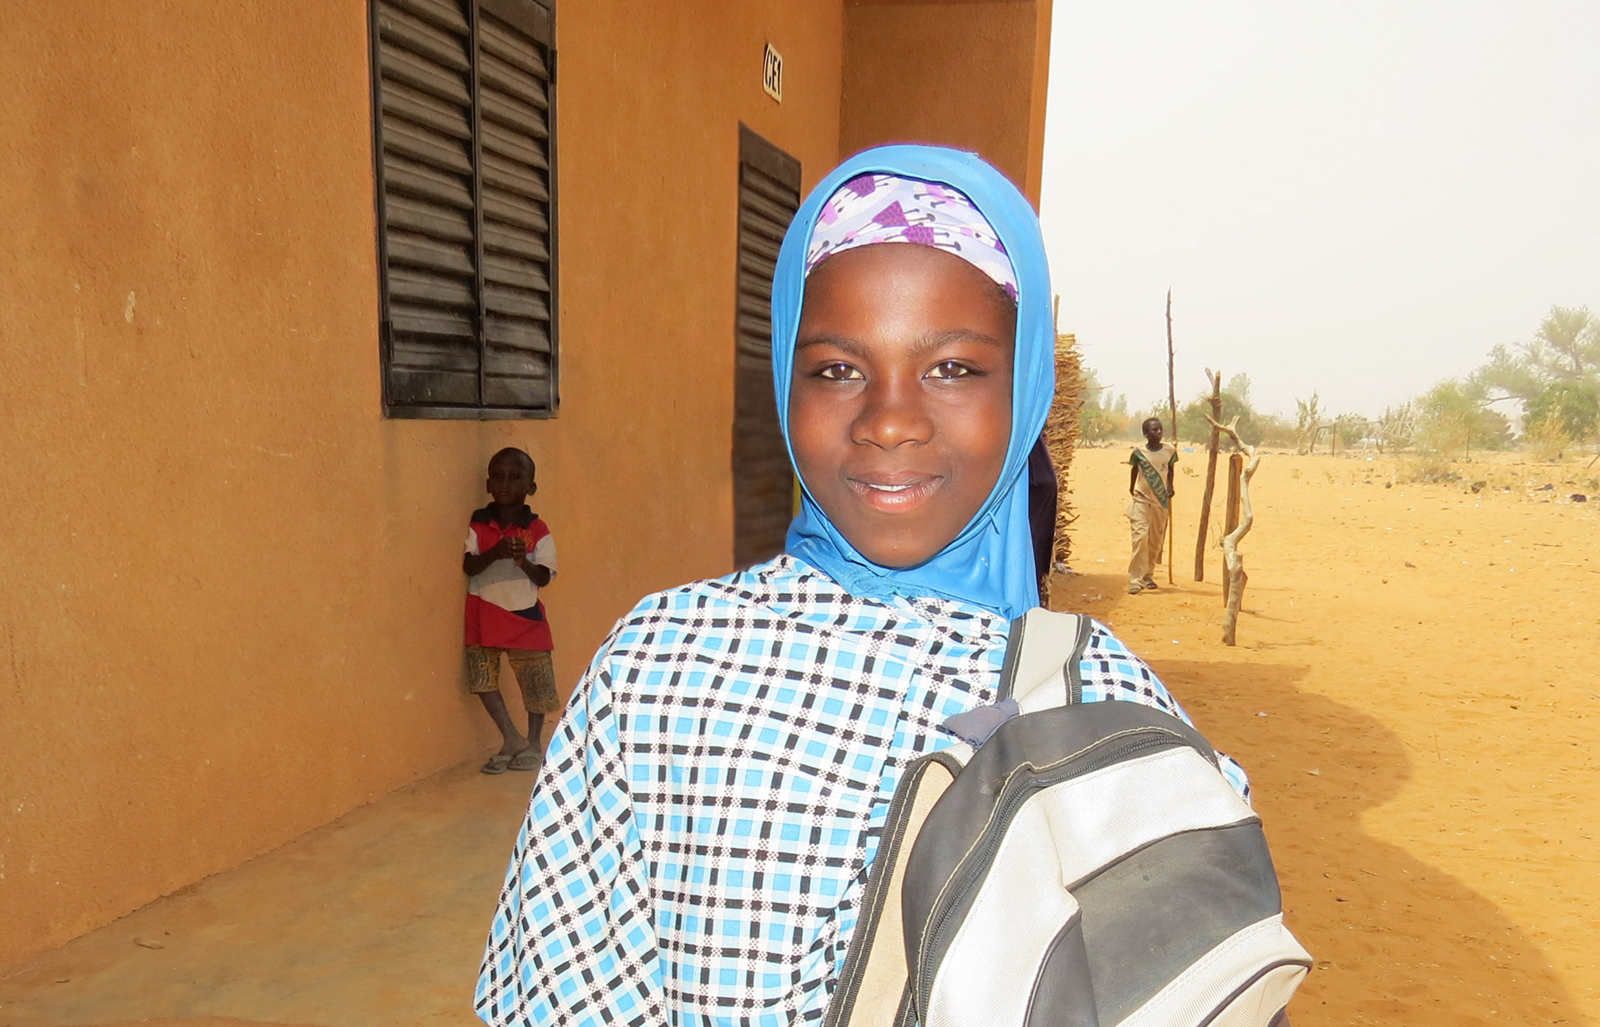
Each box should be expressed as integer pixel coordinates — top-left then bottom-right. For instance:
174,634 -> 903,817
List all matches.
790,243 -> 1015,568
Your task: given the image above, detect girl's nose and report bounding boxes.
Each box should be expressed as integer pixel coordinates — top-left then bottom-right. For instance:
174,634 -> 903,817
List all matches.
851,377 -> 933,450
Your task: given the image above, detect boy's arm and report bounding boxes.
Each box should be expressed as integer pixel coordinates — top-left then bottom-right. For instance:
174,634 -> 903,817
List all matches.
1129,463 -> 1139,496
515,557 -> 552,587
516,532 -> 556,587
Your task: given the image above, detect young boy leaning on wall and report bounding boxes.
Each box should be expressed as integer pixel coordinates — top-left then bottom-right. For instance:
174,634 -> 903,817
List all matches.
460,447 -> 559,775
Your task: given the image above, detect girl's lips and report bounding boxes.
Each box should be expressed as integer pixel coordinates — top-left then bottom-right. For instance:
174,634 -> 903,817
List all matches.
845,475 -> 944,513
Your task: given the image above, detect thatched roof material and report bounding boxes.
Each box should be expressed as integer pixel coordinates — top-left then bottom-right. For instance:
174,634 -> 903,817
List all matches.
1045,332 -> 1085,581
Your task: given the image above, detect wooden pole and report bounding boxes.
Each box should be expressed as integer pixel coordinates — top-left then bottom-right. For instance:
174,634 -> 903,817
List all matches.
1165,289 -> 1177,585
1222,452 -> 1243,607
1194,369 -> 1222,581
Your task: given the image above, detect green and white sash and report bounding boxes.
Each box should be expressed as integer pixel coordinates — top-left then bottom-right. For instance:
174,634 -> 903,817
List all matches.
1132,447 -> 1172,508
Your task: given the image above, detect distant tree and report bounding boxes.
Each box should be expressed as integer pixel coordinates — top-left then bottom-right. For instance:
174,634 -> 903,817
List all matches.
1077,367 -> 1133,443
1480,410 -> 1514,450
1334,412 -> 1369,448
1524,381 -> 1600,441
1376,402 -> 1417,454
1254,413 -> 1298,448
1417,379 -> 1512,457
1226,373 -> 1252,406
1293,394 -> 1321,454
1179,387 -> 1261,446
1471,305 -> 1600,404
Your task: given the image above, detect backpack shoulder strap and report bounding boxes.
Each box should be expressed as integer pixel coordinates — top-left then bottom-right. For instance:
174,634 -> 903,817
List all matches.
825,608 -> 1096,1027
825,748 -> 965,1027
999,609 -> 1095,712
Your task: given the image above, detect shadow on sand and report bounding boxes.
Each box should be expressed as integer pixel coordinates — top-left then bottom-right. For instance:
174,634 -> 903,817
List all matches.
1049,571 -> 1582,1026
1156,658 -> 1581,1027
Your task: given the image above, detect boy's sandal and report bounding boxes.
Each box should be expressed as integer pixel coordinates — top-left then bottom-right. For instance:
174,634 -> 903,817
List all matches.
508,747 -> 544,773
480,753 -> 514,775
1127,583 -> 1143,595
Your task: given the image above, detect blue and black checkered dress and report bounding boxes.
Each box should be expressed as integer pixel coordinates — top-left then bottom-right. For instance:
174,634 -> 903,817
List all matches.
475,556 -> 1248,1027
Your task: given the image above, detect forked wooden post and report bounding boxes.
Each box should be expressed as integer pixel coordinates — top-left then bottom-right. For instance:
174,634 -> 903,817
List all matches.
1221,453 -> 1242,606
1207,416 -> 1260,646
1194,369 -> 1222,581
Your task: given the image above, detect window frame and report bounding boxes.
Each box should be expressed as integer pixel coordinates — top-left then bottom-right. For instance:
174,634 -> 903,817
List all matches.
368,0 -> 560,420
732,124 -> 802,568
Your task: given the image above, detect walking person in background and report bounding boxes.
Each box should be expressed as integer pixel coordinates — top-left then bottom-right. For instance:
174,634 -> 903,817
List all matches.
1128,416 -> 1176,594
462,447 -> 560,775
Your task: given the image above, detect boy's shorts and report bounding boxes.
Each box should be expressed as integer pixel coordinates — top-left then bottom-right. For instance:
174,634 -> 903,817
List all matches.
465,645 -> 560,713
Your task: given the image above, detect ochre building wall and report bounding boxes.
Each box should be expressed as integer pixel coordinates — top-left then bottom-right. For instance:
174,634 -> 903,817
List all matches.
0,0 -> 843,966
840,0 -> 1053,207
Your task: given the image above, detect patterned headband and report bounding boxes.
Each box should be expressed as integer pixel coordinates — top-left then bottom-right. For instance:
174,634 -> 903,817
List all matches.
804,173 -> 1018,300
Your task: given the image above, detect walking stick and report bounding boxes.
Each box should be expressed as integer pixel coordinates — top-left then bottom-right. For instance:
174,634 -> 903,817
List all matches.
1166,289 -> 1177,585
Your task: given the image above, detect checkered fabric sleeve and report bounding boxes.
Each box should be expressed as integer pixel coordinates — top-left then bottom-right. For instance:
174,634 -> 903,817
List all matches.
1078,620 -> 1252,803
476,634 -> 670,1027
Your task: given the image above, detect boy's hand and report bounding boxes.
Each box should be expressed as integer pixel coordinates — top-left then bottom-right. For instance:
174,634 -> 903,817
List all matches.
489,536 -> 527,561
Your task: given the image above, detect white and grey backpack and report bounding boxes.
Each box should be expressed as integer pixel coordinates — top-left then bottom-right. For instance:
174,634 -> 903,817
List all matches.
825,609 -> 1311,1027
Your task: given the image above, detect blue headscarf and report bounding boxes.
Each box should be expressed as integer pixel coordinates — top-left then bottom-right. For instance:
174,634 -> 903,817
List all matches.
773,145 -> 1055,622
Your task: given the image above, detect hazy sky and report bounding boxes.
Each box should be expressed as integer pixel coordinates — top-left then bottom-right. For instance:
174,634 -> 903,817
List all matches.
1038,0 -> 1600,420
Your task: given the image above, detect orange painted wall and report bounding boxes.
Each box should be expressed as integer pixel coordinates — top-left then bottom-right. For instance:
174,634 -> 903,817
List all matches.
0,0 -> 842,966
840,0 -> 1053,207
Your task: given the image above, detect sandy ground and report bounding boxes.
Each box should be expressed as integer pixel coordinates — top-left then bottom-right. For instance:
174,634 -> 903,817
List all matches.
1051,445 -> 1600,1026
2,445 -> 1596,1027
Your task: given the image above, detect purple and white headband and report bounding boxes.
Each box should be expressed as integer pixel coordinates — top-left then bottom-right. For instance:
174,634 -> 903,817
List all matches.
804,172 -> 1018,300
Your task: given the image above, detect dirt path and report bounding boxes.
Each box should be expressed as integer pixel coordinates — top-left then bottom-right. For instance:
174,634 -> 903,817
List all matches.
0,760 -> 525,1027
1052,446 -> 1600,1026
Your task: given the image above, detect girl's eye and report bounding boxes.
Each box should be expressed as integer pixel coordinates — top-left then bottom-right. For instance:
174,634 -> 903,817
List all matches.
927,360 -> 974,380
817,362 -> 862,381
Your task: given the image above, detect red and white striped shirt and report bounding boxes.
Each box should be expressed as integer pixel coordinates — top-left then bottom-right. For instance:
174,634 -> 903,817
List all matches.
464,505 -> 557,650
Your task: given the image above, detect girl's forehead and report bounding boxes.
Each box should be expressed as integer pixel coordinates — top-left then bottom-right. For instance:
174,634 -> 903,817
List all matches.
800,244 -> 1019,332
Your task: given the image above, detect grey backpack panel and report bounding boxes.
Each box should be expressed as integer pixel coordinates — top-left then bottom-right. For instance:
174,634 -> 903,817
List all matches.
1077,821 -> 1284,1023
825,610 -> 1311,1027
902,702 -> 1229,999
1027,915 -> 1100,1027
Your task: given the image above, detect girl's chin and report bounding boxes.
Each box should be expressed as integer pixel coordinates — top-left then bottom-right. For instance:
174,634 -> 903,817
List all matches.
842,523 -> 961,569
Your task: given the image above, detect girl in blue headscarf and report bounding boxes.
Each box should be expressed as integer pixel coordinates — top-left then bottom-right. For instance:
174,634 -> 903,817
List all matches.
475,146 -> 1246,1027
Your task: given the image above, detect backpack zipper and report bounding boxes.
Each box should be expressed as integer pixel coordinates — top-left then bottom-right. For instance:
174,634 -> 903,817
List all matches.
913,730 -> 1185,1017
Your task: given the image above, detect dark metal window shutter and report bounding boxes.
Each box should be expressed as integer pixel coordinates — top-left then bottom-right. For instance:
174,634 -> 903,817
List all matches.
371,0 -> 557,418
733,126 -> 801,569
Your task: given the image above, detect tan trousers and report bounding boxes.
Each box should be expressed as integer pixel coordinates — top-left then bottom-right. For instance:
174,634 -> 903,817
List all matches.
1128,496 -> 1169,585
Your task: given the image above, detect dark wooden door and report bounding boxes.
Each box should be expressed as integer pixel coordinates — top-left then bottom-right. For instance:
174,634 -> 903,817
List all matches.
733,126 -> 801,568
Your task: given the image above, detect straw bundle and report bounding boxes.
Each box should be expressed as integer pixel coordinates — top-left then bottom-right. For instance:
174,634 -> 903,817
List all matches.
1044,331 -> 1085,574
